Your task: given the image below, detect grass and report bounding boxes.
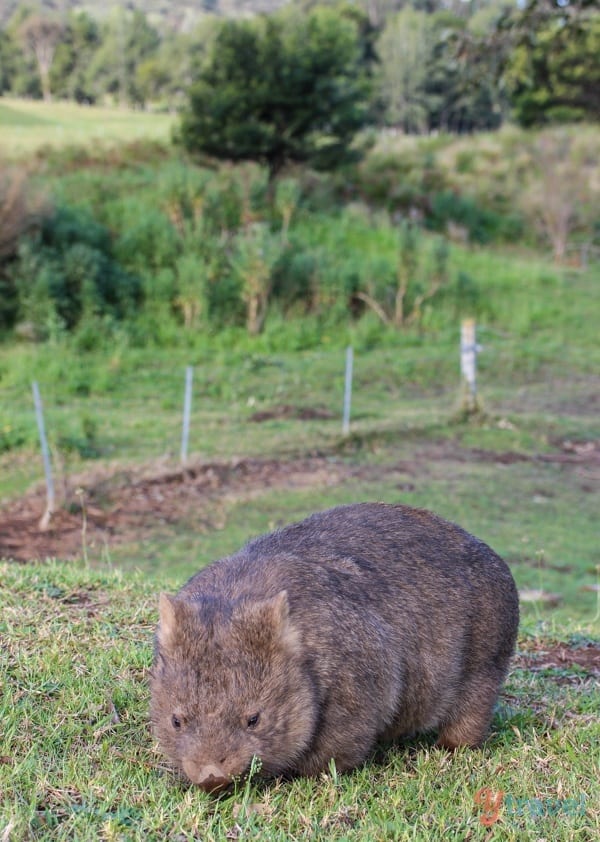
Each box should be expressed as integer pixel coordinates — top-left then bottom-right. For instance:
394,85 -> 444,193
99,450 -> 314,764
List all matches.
0,98 -> 174,160
1,560 -> 598,841
1,110 -> 599,839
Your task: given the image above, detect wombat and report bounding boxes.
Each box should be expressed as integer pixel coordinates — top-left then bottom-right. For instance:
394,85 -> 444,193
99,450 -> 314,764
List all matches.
150,503 -> 519,792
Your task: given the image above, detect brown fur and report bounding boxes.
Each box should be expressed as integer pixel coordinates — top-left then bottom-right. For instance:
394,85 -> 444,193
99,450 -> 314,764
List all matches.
150,503 -> 519,790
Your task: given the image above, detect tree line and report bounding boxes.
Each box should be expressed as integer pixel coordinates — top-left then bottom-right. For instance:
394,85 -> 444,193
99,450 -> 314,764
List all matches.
1,1 -> 597,132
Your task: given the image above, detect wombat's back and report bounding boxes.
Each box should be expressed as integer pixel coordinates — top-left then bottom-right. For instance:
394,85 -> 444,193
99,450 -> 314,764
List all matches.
181,503 -> 517,631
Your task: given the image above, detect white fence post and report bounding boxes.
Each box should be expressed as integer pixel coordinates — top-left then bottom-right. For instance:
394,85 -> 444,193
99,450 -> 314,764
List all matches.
32,381 -> 55,529
460,319 -> 480,410
342,346 -> 354,436
181,366 -> 193,464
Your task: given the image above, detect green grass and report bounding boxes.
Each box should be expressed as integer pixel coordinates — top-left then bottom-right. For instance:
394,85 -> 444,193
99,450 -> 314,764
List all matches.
0,98 -> 174,159
1,113 -> 599,839
1,561 -> 598,841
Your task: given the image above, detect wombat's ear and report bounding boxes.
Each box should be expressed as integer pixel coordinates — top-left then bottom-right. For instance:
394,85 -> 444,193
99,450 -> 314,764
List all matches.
240,590 -> 300,652
157,592 -> 178,648
271,590 -> 301,652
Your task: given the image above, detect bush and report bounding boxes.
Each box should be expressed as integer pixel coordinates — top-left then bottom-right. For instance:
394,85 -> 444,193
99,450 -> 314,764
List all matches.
428,190 -> 522,244
10,204 -> 142,336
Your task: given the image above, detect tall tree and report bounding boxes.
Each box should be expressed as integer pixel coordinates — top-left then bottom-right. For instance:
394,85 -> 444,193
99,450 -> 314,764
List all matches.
18,14 -> 63,102
50,12 -> 100,103
177,6 -> 373,181
86,9 -> 160,107
377,9 -> 433,132
500,0 -> 600,126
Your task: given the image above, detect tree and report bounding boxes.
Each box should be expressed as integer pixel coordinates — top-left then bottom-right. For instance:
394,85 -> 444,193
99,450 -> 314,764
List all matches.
423,12 -> 504,133
177,6 -> 373,181
377,9 -> 433,132
86,9 -> 160,107
18,14 -> 63,102
50,12 -> 100,104
521,131 -> 597,262
500,0 -> 600,126
0,29 -> 18,94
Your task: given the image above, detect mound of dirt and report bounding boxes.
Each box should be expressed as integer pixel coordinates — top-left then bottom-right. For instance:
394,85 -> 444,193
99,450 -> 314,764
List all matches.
1,437 -> 597,563
0,456 -> 350,562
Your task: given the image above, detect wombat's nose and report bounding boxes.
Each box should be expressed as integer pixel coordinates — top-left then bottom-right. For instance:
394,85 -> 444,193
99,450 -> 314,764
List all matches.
186,761 -> 231,792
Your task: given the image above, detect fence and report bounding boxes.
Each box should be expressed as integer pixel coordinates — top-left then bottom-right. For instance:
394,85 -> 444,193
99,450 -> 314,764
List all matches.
26,322 -> 490,525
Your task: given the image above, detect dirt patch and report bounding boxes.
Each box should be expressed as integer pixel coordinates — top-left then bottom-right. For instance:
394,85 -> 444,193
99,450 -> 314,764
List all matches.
0,456 -> 354,562
1,438 -> 597,563
514,642 -> 600,677
249,404 -> 336,422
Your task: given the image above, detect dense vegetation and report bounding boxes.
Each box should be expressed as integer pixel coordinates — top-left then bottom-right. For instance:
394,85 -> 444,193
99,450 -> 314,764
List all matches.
1,1 -> 598,129
1,116 -> 598,344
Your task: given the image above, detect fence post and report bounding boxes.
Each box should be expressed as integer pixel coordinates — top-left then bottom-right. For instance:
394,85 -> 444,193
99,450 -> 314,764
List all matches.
342,346 -> 354,436
181,366 -> 194,465
32,381 -> 55,530
460,319 -> 479,411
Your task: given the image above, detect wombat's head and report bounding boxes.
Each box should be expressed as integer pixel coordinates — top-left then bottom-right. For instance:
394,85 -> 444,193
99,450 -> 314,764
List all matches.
150,590 -> 316,792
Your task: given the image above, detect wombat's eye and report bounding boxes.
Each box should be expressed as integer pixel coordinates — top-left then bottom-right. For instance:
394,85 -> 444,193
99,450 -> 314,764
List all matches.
247,712 -> 260,729
172,714 -> 182,729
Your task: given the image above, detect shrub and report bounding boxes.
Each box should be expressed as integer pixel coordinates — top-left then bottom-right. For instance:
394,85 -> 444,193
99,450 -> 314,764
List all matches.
11,205 -> 141,336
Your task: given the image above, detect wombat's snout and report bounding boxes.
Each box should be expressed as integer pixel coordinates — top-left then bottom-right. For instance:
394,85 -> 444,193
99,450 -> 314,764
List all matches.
183,760 -> 232,793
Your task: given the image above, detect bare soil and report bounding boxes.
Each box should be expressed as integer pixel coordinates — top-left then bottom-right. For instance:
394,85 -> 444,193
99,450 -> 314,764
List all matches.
514,641 -> 600,678
1,430 -> 598,564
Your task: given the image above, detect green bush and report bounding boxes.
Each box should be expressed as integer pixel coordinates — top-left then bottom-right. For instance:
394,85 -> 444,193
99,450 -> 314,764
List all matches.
11,205 -> 141,335
428,190 -> 522,244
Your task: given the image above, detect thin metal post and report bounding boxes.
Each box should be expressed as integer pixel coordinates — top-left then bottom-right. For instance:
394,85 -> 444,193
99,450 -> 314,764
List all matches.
460,319 -> 478,409
342,346 -> 353,436
32,381 -> 55,528
181,366 -> 193,464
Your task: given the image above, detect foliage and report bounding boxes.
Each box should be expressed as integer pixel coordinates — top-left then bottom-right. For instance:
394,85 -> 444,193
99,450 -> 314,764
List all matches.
231,222 -> 284,334
9,205 -> 141,336
500,0 -> 600,127
0,164 -> 47,330
1,1 -> 598,132
176,6 -> 373,178
355,221 -> 451,328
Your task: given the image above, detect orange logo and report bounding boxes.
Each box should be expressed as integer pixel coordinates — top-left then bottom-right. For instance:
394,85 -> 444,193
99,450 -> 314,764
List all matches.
474,787 -> 505,826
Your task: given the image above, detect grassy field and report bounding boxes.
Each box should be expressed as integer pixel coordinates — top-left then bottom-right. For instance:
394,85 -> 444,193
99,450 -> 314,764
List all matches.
1,106 -> 599,839
2,323 -> 598,838
1,561 -> 598,840
0,98 -> 174,160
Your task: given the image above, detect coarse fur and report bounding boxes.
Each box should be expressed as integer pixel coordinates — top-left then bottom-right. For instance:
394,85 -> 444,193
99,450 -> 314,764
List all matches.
150,503 -> 519,791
